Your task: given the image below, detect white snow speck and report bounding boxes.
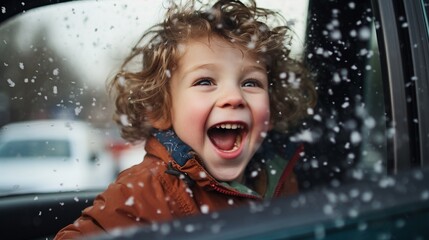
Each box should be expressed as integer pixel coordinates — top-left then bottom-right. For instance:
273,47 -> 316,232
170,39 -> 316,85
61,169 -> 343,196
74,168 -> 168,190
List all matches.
7,79 -> 15,87
333,72 -> 341,83
165,69 -> 171,78
53,86 -> 58,94
379,177 -> 395,188
199,171 -> 207,178
330,30 -> 342,40
364,117 -> 376,129
186,187 -> 193,197
361,191 -> 373,202
348,208 -> 359,218
350,131 -> 362,144
53,68 -> 59,76
160,223 -> 171,235
200,204 -> 209,214
74,106 -> 83,116
120,114 -> 131,126
19,62 -> 24,69
358,26 -> 371,40
118,76 -> 126,86
247,41 -> 256,49
323,204 -> 333,215
185,224 -> 196,233
125,196 -> 134,206
290,129 -> 315,143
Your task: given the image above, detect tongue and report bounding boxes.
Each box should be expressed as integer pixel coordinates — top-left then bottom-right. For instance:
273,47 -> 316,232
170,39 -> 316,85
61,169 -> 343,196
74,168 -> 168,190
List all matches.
208,129 -> 238,150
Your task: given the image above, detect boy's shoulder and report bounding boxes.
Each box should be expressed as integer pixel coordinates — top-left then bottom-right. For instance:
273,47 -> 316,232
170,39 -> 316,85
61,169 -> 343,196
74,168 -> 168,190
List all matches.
116,151 -> 168,185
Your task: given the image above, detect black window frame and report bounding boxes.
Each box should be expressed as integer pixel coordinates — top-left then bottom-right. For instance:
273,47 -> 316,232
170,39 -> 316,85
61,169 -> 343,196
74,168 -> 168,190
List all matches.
372,0 -> 429,173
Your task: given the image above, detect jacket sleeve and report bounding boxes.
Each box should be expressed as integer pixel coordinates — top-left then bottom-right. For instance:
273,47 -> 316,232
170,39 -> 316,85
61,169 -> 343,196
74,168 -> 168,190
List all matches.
54,182 -> 141,240
54,157 -> 184,240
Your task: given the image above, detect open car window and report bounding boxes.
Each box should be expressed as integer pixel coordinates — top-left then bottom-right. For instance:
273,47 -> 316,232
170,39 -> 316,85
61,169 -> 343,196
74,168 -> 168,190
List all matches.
0,0 -> 311,195
0,0 -> 428,239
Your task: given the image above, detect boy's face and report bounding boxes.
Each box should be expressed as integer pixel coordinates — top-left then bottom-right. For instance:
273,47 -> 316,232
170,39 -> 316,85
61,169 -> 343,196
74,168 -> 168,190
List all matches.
167,36 -> 270,182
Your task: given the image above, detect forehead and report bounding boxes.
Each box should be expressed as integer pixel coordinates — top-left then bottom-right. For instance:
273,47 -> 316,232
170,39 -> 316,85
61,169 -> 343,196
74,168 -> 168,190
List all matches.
175,36 -> 266,69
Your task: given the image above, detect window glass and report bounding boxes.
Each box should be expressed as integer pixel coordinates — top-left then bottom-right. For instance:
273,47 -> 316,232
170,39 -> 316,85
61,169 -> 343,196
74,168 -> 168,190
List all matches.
0,0 -> 388,196
0,0 -> 311,195
0,140 -> 71,158
298,0 -> 387,190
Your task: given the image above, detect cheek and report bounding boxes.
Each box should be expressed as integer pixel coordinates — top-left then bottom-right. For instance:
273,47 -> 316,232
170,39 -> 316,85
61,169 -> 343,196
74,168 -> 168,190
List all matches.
171,94 -> 209,129
253,97 -> 271,130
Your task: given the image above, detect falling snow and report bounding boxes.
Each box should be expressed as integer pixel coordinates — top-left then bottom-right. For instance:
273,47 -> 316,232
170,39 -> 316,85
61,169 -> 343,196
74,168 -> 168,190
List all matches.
7,79 -> 15,87
200,204 -> 209,214
125,196 -> 134,206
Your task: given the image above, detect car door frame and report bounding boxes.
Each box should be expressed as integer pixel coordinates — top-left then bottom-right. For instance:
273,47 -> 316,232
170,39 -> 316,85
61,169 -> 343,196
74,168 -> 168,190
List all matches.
372,0 -> 429,173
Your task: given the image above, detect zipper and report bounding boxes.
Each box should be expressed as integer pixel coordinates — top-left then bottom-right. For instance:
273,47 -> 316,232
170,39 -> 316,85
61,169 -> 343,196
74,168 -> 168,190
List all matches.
273,144 -> 304,197
209,182 -> 261,200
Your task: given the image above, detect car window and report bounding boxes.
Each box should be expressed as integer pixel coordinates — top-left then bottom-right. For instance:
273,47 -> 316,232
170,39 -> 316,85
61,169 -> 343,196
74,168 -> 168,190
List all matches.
0,139 -> 71,158
0,0 -> 388,192
0,0 -> 309,195
295,0 -> 390,191
1,0 -> 429,239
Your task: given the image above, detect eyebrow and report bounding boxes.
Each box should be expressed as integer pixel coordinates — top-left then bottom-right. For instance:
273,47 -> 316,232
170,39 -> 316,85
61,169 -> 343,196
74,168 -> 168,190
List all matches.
182,63 -> 267,76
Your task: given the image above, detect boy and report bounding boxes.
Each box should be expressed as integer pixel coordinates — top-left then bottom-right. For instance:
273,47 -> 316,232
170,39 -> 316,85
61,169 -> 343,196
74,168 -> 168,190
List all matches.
55,0 -> 316,238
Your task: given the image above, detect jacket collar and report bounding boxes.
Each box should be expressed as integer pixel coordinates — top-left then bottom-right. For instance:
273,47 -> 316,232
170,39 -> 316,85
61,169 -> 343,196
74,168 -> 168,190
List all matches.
153,129 -> 194,166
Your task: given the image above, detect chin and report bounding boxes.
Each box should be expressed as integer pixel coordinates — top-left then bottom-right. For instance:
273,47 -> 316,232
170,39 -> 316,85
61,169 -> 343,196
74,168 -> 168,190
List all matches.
212,170 -> 243,182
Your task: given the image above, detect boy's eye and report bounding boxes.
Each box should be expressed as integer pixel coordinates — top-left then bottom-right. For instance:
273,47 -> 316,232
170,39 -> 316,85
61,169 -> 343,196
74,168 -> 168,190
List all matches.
242,79 -> 262,88
193,78 -> 213,86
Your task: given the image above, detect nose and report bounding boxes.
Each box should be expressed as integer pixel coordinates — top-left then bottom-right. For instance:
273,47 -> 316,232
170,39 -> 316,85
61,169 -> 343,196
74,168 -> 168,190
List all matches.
217,86 -> 246,109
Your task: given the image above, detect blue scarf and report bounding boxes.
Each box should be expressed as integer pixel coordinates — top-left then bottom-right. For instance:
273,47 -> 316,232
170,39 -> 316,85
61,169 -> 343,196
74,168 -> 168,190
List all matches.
153,129 -> 194,166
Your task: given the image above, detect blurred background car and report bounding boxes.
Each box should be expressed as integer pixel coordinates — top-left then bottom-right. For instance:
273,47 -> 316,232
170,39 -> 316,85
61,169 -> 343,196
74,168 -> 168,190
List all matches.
0,120 -> 117,195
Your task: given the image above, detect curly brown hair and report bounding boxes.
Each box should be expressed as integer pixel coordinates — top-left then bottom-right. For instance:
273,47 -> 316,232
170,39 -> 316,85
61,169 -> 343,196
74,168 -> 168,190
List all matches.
109,0 -> 317,142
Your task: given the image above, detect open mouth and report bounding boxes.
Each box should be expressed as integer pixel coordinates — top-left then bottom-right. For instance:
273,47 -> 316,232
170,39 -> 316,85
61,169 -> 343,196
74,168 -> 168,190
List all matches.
207,123 -> 247,152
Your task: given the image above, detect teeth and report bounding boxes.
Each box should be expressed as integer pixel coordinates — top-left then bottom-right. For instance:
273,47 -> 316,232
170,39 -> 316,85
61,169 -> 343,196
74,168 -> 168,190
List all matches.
215,123 -> 244,129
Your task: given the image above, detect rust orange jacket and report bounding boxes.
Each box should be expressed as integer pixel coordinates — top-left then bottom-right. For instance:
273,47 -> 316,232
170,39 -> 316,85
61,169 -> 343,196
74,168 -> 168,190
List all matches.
55,132 -> 302,239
